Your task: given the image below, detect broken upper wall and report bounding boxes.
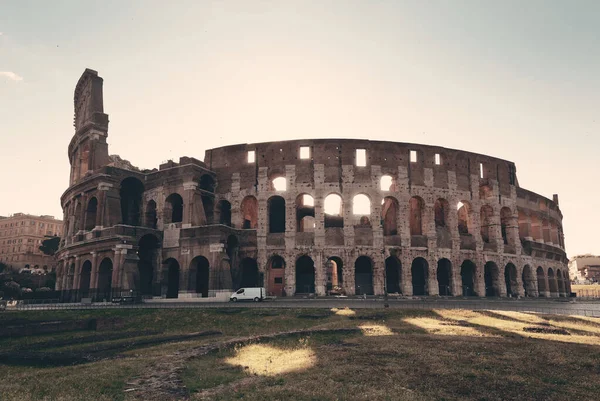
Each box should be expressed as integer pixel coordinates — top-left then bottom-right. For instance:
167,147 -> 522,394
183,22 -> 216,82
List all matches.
68,69 -> 110,185
204,139 -> 518,195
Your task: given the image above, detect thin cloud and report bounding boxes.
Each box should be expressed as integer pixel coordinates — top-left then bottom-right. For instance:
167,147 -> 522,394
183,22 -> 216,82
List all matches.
0,71 -> 23,81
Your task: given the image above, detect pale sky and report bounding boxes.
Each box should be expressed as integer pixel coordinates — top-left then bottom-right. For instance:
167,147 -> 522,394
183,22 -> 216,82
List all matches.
0,1 -> 598,256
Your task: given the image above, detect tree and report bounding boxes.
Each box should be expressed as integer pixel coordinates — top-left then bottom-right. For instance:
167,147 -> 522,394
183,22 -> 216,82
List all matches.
2,280 -> 21,299
39,236 -> 60,256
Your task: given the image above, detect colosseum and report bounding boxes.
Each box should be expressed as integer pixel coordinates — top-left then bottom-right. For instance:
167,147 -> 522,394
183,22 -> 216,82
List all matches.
55,69 -> 570,302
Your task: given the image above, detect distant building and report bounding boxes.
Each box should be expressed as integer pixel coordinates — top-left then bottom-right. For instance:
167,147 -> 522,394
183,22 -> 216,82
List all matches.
568,255 -> 600,283
0,213 -> 63,272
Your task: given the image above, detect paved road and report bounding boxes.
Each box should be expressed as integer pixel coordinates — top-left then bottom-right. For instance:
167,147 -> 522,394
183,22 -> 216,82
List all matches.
7,297 -> 600,317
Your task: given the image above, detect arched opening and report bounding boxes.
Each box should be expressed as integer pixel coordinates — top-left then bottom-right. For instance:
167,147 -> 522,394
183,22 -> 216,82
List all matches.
189,256 -> 210,297
324,193 -> 344,228
267,255 -> 286,297
296,255 -> 315,294
268,196 -> 286,233
97,258 -> 113,301
352,194 -> 371,220
556,268 -> 565,296
218,200 -> 232,226
272,176 -> 287,191
164,193 -> 184,224
409,197 -> 424,236
120,177 -> 144,226
145,200 -> 158,229
411,257 -> 429,296
326,256 -> 344,293
382,197 -> 399,236
484,261 -> 501,297
434,199 -> 450,228
522,265 -> 535,297
240,196 -> 258,229
480,205 -> 494,243
85,197 -> 97,231
518,210 -> 530,240
79,260 -> 92,298
460,260 -> 477,296
548,268 -> 558,296
355,256 -> 374,295
200,175 -> 216,224
504,263 -> 518,297
380,175 -> 394,191
163,258 -> 180,299
240,258 -> 259,288
536,267 -> 547,297
457,201 -> 471,234
296,194 -> 315,232
437,258 -> 452,296
138,234 -> 160,296
385,256 -> 401,294
500,207 -> 513,245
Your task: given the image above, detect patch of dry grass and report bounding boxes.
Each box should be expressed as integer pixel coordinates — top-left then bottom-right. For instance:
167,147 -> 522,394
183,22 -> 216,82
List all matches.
225,343 -> 316,376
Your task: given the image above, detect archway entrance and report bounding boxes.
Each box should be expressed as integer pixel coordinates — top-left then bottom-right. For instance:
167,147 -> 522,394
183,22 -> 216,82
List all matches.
484,261 -> 501,297
385,256 -> 401,294
411,258 -> 429,295
138,234 -> 160,296
97,258 -> 113,301
536,267 -> 547,297
80,260 -> 92,299
355,256 -> 374,295
437,259 -> 452,296
326,257 -> 344,293
267,255 -> 285,297
240,258 -> 259,288
504,263 -> 518,297
190,256 -> 210,297
296,256 -> 315,294
460,260 -> 476,296
164,259 -> 180,298
522,265 -> 535,297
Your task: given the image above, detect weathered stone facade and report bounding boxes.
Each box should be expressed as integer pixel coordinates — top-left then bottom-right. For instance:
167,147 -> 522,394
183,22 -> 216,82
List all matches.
56,69 -> 570,301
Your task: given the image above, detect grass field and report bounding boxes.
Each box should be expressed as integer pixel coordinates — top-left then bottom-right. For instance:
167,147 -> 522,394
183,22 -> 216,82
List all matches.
1,307 -> 599,401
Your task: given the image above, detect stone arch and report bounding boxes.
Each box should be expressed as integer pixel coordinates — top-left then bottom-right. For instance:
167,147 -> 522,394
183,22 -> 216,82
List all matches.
409,197 -> 424,236
411,257 -> 429,295
138,234 -> 160,296
556,268 -> 565,297
437,258 -> 452,296
324,193 -> 344,228
548,267 -> 558,296
326,256 -> 344,292
240,258 -> 259,289
164,193 -> 184,224
268,195 -> 286,233
484,261 -> 501,297
218,200 -> 232,226
79,260 -> 92,298
536,267 -> 547,297
522,264 -> 536,297
145,200 -> 158,229
240,196 -> 258,229
163,258 -> 180,299
85,197 -> 98,231
504,263 -> 518,297
518,209 -> 530,239
480,205 -> 495,243
120,177 -> 144,226
189,256 -> 210,297
380,175 -> 395,191
434,198 -> 450,228
271,176 -> 287,192
267,255 -> 286,297
296,194 -> 315,232
500,207 -> 514,246
382,196 -> 399,236
296,255 -> 315,294
352,193 -> 371,221
385,256 -> 401,294
97,258 -> 113,301
355,256 -> 374,295
460,260 -> 477,296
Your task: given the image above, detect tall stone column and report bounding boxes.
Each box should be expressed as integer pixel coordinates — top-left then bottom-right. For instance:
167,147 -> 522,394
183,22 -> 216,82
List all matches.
90,251 -> 99,299
72,256 -> 81,301
314,252 -> 325,296
428,257 -> 439,296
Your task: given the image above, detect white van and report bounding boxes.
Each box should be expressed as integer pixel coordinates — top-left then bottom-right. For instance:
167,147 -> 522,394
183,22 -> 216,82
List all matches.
230,287 -> 266,302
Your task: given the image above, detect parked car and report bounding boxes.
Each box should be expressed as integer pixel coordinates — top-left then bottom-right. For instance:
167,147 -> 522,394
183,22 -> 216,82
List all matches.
230,287 -> 266,302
